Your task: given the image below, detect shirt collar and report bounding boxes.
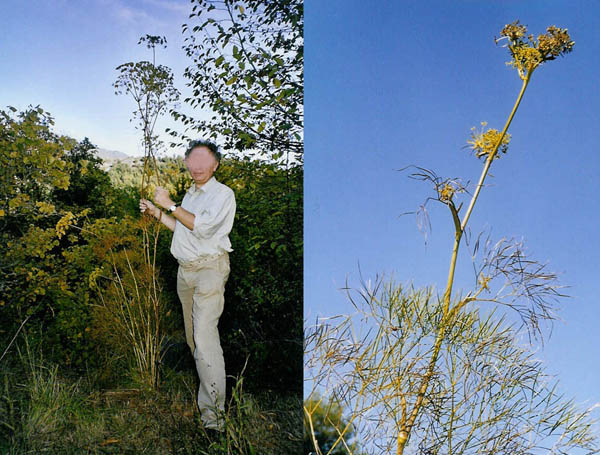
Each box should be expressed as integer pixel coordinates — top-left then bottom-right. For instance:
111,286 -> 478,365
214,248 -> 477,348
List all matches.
188,176 -> 216,195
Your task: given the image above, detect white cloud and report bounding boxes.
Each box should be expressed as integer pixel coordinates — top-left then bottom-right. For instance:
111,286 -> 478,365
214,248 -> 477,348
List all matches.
141,0 -> 190,15
114,2 -> 155,24
98,0 -> 178,27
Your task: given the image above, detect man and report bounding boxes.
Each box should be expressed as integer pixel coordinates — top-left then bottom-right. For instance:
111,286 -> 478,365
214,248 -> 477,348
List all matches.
139,140 -> 235,432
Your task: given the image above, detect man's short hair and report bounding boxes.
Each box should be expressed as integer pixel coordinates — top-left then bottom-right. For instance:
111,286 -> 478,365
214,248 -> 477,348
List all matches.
185,139 -> 222,164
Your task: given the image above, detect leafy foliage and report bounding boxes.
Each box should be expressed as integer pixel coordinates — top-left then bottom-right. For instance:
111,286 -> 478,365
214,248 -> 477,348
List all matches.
174,0 -> 303,161
218,158 -> 302,391
83,216 -> 169,389
53,137 -> 132,218
0,108 -> 120,369
0,106 -> 71,228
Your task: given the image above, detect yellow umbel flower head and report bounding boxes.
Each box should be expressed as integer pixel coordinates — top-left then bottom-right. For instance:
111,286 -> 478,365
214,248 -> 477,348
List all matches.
497,21 -> 574,79
467,122 -> 510,160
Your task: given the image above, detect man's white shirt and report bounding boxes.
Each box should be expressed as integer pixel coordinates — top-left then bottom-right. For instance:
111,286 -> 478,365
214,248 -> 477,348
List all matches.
170,177 -> 236,262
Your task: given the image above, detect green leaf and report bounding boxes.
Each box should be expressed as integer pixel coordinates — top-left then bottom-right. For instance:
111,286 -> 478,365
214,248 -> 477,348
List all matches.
225,75 -> 238,85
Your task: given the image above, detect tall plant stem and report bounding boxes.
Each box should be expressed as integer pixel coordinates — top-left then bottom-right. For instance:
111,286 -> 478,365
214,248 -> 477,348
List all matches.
459,71 -> 532,234
397,70 -> 533,455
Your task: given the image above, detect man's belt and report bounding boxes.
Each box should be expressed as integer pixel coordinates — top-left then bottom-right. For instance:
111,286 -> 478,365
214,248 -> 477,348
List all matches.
178,252 -> 226,271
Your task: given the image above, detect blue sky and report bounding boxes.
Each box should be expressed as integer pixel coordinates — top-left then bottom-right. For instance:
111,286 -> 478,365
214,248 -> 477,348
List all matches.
305,0 -> 600,421
0,0 -> 194,156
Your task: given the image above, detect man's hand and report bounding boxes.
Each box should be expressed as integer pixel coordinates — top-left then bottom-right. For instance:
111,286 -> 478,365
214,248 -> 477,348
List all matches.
154,187 -> 174,210
140,197 -> 177,232
140,199 -> 158,217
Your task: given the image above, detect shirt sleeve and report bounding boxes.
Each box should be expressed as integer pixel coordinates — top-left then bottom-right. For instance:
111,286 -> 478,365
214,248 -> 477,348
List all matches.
191,188 -> 236,240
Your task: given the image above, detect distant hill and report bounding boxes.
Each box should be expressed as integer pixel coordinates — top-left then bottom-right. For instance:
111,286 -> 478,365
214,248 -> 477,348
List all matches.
90,148 -> 140,170
91,148 -> 129,160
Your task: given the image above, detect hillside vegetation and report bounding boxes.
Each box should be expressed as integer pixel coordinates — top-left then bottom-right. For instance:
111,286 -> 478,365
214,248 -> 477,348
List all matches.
0,107 -> 302,454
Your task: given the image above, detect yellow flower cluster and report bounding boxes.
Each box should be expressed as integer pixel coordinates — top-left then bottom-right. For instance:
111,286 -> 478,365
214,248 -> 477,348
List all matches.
498,21 -> 574,79
538,25 -> 575,61
467,122 -> 510,160
510,46 -> 542,72
500,22 -> 527,41
438,183 -> 456,203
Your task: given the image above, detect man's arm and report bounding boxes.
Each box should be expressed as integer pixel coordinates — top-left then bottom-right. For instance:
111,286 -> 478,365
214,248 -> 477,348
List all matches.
139,199 -> 177,231
170,206 -> 195,231
152,187 -> 196,231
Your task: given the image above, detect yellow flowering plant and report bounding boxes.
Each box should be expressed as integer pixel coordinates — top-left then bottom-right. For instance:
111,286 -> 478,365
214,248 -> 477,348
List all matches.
394,22 -> 576,454
304,22 -> 594,455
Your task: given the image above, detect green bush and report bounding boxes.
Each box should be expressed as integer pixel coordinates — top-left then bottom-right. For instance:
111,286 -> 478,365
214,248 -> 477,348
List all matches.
214,159 -> 302,392
1,106 -> 301,394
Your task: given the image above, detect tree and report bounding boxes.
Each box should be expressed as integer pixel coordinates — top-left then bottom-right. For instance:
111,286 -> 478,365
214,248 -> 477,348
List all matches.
52,137 -> 131,219
0,106 -> 71,232
305,22 -> 598,455
0,107 -> 101,369
0,106 -> 72,316
173,0 -> 303,161
304,394 -> 360,455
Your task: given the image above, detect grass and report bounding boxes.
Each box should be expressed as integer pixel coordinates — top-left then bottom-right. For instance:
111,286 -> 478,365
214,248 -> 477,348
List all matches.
0,340 -> 302,454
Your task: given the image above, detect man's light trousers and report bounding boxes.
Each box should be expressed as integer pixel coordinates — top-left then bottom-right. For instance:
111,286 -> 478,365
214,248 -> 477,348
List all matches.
176,253 -> 230,430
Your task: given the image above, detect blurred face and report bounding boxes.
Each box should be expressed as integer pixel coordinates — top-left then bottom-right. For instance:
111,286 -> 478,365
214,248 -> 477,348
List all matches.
184,146 -> 219,186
